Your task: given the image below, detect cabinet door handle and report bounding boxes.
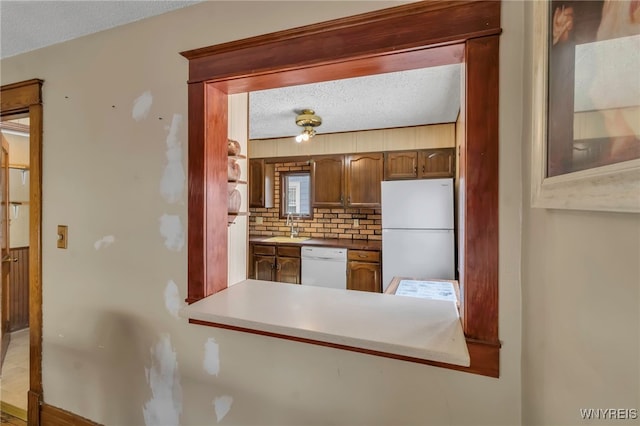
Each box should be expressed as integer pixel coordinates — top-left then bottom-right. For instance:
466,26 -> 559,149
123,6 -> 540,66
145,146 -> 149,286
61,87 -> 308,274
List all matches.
358,254 -> 367,258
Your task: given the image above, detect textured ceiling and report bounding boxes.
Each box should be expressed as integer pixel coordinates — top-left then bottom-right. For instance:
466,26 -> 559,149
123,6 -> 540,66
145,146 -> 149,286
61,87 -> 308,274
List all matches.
249,64 -> 461,140
1,1 -> 461,139
0,0 -> 202,59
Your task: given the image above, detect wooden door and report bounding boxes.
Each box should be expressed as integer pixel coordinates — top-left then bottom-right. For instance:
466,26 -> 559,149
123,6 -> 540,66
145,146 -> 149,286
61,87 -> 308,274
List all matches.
311,155 -> 344,207
253,255 -> 275,281
384,151 -> 418,180
345,153 -> 383,207
419,148 -> 455,178
0,136 -> 10,365
249,159 -> 265,207
276,256 -> 301,284
347,261 -> 381,293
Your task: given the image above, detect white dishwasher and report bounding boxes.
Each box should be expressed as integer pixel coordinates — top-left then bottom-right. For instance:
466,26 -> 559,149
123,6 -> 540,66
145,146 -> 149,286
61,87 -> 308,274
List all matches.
301,246 -> 347,289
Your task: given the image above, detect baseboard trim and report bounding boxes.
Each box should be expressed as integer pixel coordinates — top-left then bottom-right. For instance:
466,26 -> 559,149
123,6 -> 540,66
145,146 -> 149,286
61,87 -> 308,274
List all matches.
41,403 -> 101,426
1,401 -> 28,421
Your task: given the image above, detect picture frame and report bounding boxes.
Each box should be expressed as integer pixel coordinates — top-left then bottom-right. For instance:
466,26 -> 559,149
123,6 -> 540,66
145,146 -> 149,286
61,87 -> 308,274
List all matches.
531,0 -> 640,213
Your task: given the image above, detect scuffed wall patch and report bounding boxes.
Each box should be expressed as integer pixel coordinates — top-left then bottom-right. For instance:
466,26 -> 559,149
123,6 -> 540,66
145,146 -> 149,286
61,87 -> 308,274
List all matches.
203,337 -> 220,376
164,280 -> 182,319
133,91 -> 153,121
160,114 -> 185,204
143,334 -> 183,426
213,395 -> 233,423
94,235 -> 115,250
159,214 -> 184,251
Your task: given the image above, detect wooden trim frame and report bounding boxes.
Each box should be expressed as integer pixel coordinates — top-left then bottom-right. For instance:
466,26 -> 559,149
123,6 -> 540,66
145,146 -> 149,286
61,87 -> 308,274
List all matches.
529,0 -> 640,213
40,403 -> 101,426
1,79 -> 43,425
182,1 -> 501,377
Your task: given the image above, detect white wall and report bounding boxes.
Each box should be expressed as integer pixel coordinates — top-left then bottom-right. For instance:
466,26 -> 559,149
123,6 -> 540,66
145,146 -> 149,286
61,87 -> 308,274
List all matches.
0,2 -> 523,425
520,2 -> 640,425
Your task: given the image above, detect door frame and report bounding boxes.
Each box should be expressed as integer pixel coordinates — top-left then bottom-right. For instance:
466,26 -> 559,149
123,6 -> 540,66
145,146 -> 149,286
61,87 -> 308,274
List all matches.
1,135 -> 10,366
0,79 -> 43,426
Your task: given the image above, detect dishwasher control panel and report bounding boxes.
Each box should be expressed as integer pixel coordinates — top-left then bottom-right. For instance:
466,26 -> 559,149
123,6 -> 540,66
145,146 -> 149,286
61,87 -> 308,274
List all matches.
301,246 -> 347,260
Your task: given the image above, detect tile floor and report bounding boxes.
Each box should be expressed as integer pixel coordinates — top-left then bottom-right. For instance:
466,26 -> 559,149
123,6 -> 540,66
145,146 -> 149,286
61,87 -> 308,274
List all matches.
0,328 -> 29,413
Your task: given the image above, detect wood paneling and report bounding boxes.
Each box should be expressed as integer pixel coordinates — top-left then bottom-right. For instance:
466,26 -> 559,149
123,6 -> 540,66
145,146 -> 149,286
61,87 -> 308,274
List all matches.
8,247 -> 29,331
249,124 -> 456,158
40,403 -> 101,426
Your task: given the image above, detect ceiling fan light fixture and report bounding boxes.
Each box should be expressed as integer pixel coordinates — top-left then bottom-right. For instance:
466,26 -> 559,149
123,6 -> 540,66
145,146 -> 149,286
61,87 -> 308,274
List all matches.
294,109 -> 321,142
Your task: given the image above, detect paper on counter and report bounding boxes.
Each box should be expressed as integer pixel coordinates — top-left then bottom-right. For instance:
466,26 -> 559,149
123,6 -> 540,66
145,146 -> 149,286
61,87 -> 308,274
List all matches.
396,280 -> 457,302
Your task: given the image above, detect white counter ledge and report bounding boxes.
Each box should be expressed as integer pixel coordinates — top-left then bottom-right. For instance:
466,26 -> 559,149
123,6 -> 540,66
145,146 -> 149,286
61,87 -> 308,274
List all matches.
180,279 -> 470,367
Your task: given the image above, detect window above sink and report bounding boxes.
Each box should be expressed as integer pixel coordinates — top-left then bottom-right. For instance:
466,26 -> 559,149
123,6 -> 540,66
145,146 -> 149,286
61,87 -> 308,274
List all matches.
280,171 -> 311,219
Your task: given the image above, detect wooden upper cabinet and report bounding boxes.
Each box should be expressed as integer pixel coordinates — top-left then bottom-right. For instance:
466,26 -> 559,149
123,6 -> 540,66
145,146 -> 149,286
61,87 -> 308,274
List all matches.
384,148 -> 455,180
384,151 -> 418,180
419,148 -> 455,178
249,159 -> 265,207
311,155 -> 344,207
345,153 -> 383,208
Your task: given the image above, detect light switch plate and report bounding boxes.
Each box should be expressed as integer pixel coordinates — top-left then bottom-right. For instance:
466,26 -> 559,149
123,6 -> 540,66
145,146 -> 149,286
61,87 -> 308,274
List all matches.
57,225 -> 68,249
255,217 -> 263,225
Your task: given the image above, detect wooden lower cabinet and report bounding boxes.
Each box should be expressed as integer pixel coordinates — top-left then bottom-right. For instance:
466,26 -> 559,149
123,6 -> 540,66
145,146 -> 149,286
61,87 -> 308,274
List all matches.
276,256 -> 301,284
347,250 -> 381,293
253,254 -> 276,281
250,243 -> 301,284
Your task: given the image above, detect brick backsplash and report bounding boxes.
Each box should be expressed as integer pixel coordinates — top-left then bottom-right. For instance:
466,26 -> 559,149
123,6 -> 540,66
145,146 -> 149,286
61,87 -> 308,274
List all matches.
249,161 -> 382,240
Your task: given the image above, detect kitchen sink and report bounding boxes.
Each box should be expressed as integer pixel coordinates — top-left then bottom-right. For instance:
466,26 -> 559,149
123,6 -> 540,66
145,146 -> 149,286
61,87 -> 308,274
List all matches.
263,236 -> 310,243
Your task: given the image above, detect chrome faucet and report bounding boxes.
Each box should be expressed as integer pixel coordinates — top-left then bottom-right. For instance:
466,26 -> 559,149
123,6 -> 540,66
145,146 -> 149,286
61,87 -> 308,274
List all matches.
286,213 -> 299,238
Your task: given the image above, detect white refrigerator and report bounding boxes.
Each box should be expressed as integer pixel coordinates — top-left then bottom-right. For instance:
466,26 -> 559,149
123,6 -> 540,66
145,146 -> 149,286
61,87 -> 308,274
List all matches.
381,178 -> 455,291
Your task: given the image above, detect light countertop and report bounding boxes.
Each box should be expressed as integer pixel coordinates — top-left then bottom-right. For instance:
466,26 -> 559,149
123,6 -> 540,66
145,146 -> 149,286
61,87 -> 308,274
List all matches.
180,279 -> 469,366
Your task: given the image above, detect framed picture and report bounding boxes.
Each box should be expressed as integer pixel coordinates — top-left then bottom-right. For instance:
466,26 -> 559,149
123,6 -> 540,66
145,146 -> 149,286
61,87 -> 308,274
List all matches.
531,0 -> 640,213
